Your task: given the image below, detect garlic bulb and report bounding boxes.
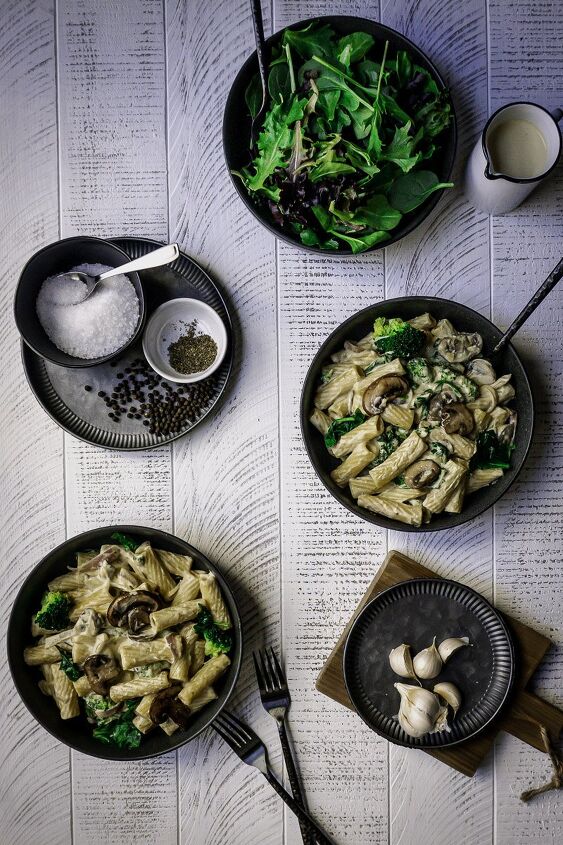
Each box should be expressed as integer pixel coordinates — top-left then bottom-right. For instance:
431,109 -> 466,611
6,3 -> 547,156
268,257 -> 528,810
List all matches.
394,683 -> 441,738
388,643 -> 418,681
434,682 -> 462,716
438,636 -> 469,664
412,637 -> 442,679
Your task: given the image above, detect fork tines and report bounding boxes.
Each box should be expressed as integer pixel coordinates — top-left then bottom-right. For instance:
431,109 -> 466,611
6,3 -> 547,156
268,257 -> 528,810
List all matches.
253,646 -> 289,697
213,710 -> 256,750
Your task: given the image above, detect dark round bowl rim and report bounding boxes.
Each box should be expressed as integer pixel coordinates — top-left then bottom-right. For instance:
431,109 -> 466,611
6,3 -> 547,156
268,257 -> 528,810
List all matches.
299,295 -> 534,532
7,525 -> 243,760
223,15 -> 458,255
14,235 -> 146,368
342,577 -> 516,747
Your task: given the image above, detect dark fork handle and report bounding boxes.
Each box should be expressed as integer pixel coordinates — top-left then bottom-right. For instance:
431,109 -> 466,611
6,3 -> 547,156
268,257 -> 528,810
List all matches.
278,720 -> 314,845
263,769 -> 335,845
493,256 -> 563,354
250,0 -> 268,103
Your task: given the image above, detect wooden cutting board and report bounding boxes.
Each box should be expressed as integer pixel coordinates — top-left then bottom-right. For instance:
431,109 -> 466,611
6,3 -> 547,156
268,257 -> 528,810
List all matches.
316,550 -> 563,777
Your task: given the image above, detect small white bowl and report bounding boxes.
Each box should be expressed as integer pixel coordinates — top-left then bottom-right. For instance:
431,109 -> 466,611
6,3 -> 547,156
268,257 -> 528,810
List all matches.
142,298 -> 228,383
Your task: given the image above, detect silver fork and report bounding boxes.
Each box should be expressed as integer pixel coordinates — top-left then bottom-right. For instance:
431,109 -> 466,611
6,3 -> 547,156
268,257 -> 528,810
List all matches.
213,710 -> 335,845
253,648 -> 313,845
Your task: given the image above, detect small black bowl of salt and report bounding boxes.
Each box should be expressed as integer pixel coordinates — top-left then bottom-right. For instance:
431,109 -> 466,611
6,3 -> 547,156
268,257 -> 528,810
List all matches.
14,236 -> 145,368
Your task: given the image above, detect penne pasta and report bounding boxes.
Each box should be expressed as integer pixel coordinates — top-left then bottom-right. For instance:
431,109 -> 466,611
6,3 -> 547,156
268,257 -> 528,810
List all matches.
309,408 -> 331,436
149,602 -> 201,634
423,460 -> 468,514
51,664 -> 80,719
109,671 -> 170,703
358,495 -> 423,527
332,415 -> 384,459
467,468 -> 504,494
368,431 -> 427,492
178,655 -> 230,706
197,572 -> 231,628
331,444 -> 375,488
314,368 -> 361,410
381,404 -> 414,430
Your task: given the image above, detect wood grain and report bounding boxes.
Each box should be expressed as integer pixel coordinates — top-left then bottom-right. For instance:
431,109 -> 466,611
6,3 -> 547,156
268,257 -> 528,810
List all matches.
56,2 -> 176,844
165,1 -> 284,843
0,2 -> 71,844
489,2 -> 563,842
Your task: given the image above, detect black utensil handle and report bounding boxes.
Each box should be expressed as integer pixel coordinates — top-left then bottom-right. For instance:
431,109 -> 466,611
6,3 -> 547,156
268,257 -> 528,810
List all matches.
250,0 -> 268,95
278,719 -> 314,845
493,256 -> 563,354
263,770 -> 335,845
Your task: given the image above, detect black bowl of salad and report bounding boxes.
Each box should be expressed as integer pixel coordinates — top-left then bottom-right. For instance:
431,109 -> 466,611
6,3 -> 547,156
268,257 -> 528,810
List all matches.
7,526 -> 242,760
224,17 -> 457,254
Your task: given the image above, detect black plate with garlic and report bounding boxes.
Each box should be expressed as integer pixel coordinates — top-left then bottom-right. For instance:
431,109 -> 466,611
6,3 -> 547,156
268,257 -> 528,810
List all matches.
343,578 -> 516,748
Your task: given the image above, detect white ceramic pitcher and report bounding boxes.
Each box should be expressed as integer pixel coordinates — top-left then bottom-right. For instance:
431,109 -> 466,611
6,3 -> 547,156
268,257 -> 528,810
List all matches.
465,102 -> 562,214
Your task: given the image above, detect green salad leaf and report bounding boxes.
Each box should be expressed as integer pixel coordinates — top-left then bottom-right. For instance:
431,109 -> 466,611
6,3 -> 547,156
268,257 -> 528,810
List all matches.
324,409 -> 366,449
235,23 -> 453,252
92,699 -> 142,750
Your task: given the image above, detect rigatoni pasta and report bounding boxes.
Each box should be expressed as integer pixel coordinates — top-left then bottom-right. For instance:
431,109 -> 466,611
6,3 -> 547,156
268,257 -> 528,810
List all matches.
24,534 -> 233,750
311,312 -> 517,526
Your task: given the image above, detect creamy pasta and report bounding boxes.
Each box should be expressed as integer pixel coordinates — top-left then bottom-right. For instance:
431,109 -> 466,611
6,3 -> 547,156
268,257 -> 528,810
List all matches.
310,313 -> 517,526
24,535 -> 232,749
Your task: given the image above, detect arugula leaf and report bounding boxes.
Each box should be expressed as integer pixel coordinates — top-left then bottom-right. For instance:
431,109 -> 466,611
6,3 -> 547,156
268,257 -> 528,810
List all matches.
389,170 -> 453,213
111,531 -> 138,552
245,97 -> 306,191
381,122 -> 420,172
324,409 -> 366,449
57,647 -> 82,682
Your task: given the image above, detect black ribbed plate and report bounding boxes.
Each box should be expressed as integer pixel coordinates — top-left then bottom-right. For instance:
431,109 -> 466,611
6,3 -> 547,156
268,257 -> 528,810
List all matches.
343,578 -> 516,748
22,237 -> 233,450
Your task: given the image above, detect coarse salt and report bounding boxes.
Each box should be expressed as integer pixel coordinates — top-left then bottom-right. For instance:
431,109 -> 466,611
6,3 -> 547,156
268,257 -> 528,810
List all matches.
36,263 -> 140,359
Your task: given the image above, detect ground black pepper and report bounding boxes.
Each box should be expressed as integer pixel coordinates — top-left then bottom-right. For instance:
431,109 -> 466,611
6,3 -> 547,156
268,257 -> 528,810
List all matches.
167,319 -> 217,374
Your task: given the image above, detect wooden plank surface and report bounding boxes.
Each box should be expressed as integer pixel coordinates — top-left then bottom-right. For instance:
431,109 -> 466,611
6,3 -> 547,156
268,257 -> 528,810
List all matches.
0,0 -> 561,844
0,3 -> 71,844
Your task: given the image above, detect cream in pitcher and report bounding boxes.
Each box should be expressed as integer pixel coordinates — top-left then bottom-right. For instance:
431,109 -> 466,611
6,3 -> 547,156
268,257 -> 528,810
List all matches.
465,102 -> 562,214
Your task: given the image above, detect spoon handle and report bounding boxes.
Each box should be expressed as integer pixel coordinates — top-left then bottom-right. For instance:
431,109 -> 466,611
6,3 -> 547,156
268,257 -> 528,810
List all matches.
493,256 -> 563,354
97,243 -> 180,281
250,0 -> 267,106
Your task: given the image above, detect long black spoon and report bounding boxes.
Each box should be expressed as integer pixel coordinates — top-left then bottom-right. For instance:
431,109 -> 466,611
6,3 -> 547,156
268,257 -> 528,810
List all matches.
493,256 -> 563,354
249,0 -> 268,150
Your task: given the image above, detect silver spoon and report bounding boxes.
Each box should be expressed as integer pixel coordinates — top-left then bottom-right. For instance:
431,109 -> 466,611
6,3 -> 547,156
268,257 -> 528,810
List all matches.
54,243 -> 180,303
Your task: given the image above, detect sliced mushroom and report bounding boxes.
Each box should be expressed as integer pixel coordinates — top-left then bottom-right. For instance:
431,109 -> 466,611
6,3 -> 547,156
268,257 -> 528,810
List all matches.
363,376 -> 409,414
498,410 -> 517,445
404,459 -> 441,489
465,358 -> 496,385
441,403 -> 474,436
73,608 -> 104,637
83,654 -> 120,695
149,685 -> 191,729
80,547 -> 121,571
427,389 -> 457,422
106,590 -> 161,633
436,332 -> 483,364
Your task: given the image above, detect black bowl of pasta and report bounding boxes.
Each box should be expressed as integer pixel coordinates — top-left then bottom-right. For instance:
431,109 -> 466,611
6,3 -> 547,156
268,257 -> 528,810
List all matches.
8,526 -> 242,760
300,297 -> 534,532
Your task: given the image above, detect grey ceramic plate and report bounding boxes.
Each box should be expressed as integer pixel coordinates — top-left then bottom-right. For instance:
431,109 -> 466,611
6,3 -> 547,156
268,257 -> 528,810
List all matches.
22,237 -> 233,450
343,578 -> 516,748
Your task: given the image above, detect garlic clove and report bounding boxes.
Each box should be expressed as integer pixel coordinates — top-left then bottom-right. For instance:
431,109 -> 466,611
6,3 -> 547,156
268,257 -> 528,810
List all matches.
412,637 -> 443,679
388,643 -> 419,682
438,636 -> 469,664
433,681 -> 462,717
394,683 -> 442,738
432,703 -> 451,733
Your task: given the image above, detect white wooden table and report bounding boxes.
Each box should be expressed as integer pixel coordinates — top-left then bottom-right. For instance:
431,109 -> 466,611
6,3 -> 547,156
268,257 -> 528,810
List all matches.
1,1 -> 562,843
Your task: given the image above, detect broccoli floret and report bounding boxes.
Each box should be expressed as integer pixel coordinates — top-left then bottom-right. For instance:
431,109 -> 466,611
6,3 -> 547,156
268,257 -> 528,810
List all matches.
373,317 -> 426,359
434,365 -> 478,401
34,591 -> 71,631
194,605 -> 233,658
406,357 -> 431,384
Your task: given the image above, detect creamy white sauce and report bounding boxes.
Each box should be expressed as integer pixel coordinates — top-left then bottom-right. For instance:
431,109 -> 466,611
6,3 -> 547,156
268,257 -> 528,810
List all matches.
487,118 -> 548,179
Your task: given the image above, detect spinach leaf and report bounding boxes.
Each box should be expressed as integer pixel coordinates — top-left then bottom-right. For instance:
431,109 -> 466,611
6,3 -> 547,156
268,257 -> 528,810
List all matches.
111,531 -> 138,552
389,170 -> 453,213
337,32 -> 375,64
470,431 -> 515,470
354,195 -> 402,230
324,409 -> 366,449
57,647 -> 83,682
92,699 -> 142,750
283,22 -> 335,59
268,62 -> 291,103
331,229 -> 390,253
396,50 -> 414,86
